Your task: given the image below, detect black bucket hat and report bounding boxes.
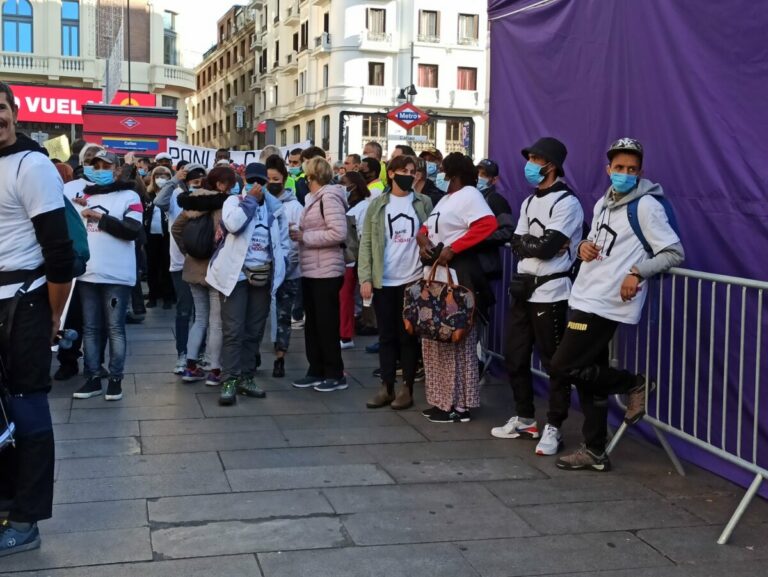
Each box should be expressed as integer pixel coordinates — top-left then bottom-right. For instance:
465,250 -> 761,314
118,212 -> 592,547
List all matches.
521,137 -> 568,175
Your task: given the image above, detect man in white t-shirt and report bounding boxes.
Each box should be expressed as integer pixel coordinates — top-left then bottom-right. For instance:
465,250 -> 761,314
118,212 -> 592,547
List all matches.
69,151 -> 143,404
0,82 -> 75,557
552,138 -> 685,472
491,137 -> 585,457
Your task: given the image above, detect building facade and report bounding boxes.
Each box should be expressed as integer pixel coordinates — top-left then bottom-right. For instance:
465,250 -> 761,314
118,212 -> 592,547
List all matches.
251,0 -> 487,161
186,5 -> 259,151
0,0 -> 195,143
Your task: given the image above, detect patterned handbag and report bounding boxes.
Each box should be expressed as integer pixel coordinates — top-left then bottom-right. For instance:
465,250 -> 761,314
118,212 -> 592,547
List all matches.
403,263 -> 476,343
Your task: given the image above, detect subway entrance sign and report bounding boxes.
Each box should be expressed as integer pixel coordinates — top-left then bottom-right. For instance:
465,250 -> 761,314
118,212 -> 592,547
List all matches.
387,103 -> 430,131
82,104 -> 177,155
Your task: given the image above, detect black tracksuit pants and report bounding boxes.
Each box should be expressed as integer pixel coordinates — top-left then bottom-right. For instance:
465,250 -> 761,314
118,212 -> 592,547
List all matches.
0,286 -> 55,523
373,285 -> 418,390
549,309 -> 638,453
302,277 -> 345,380
505,299 -> 570,427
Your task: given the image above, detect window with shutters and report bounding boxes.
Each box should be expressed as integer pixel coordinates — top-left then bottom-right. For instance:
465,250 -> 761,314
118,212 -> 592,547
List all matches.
418,10 -> 440,43
417,64 -> 438,88
457,67 -> 477,91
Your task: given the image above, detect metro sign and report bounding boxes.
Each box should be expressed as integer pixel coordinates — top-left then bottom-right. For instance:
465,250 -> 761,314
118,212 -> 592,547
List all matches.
387,103 -> 430,131
121,117 -> 140,129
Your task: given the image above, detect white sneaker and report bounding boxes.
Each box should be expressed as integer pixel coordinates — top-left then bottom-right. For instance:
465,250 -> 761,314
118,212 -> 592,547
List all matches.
173,354 -> 186,375
291,318 -> 305,330
491,416 -> 540,439
340,340 -> 355,350
536,424 -> 564,456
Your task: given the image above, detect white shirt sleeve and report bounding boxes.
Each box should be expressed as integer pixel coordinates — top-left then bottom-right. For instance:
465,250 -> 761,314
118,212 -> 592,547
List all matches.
638,196 -> 680,254
514,197 -> 530,236
547,196 -> 584,239
124,192 -> 144,223
17,154 -> 64,218
586,197 -> 605,242
460,187 -> 494,226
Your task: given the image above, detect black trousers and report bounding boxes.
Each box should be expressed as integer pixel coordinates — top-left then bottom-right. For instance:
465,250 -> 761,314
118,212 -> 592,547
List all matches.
505,299 -> 570,427
549,309 -> 637,453
373,285 -> 418,390
302,276 -> 344,380
0,286 -> 55,523
146,233 -> 174,302
56,282 -> 83,369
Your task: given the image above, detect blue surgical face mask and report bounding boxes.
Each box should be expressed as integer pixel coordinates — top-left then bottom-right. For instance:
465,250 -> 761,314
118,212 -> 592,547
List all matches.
288,166 -> 301,177
83,165 -> 96,182
477,177 -> 489,192
524,161 -> 547,186
138,168 -> 148,177
242,182 -> 254,194
231,181 -> 241,194
426,161 -> 438,177
91,169 -> 116,186
435,172 -> 449,192
610,172 -> 638,194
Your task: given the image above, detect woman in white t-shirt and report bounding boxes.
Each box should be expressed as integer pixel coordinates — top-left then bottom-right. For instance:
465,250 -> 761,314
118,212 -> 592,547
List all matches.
358,155 -> 433,410
415,153 -> 499,423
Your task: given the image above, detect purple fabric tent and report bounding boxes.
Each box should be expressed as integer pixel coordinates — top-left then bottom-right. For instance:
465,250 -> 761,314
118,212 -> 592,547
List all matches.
487,0 -> 768,491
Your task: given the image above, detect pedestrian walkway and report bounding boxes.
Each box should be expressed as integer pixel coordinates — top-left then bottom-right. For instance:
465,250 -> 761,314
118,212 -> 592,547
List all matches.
2,308 -> 767,577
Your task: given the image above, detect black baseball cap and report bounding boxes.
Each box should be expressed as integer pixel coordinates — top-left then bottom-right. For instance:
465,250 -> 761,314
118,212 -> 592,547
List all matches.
245,162 -> 268,184
521,137 -> 568,172
477,159 -> 499,178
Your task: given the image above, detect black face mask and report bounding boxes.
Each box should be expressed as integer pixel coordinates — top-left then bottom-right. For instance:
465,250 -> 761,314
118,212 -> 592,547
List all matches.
266,183 -> 283,196
393,174 -> 415,192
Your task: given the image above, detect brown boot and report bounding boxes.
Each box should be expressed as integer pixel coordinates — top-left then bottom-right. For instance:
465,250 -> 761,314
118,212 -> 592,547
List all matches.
366,384 -> 395,409
390,384 -> 413,410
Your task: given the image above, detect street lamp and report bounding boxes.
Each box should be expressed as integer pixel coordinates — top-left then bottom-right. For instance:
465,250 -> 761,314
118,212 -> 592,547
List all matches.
397,84 -> 418,103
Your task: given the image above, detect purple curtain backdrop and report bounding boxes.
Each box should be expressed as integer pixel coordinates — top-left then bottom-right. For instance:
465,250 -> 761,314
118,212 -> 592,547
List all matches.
487,0 -> 768,494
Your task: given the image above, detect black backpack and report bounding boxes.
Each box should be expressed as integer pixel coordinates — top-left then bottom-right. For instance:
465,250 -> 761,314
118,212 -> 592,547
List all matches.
182,213 -> 216,259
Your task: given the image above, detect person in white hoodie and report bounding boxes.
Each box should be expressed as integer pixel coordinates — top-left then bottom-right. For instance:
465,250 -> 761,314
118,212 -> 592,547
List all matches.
264,154 -> 303,378
205,162 -> 290,406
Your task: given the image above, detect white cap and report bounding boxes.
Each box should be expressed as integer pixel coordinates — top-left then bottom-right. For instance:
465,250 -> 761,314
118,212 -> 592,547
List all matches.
155,152 -> 172,162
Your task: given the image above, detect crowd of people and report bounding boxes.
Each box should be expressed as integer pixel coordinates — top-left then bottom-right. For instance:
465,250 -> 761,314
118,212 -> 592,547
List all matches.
0,78 -> 684,557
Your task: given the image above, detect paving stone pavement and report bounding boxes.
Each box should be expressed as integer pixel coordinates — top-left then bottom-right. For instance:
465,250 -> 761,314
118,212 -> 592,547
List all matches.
2,308 -> 768,576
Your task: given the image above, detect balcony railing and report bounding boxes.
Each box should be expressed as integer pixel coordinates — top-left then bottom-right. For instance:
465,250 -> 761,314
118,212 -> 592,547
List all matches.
366,31 -> 391,42
458,36 -> 480,46
285,2 -> 300,23
1,53 -> 50,73
417,33 -> 440,43
314,32 -> 331,50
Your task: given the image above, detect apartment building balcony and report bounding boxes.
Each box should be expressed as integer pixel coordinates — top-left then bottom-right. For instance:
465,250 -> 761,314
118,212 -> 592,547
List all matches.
248,0 -> 265,9
0,53 -> 98,81
358,30 -> 397,53
457,36 -> 480,47
285,1 -> 300,24
417,34 -> 441,44
250,35 -> 263,52
151,64 -> 196,92
361,85 -> 394,106
449,89 -> 481,110
412,87 -> 440,107
285,51 -> 298,72
250,74 -> 261,92
311,0 -> 330,6
312,32 -> 331,53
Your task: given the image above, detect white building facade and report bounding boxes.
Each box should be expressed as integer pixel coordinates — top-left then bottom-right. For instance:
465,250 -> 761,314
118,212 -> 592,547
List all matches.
252,0 -> 487,161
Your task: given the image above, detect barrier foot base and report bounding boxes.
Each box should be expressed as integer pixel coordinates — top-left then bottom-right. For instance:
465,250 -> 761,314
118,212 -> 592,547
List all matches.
718,473 -> 764,545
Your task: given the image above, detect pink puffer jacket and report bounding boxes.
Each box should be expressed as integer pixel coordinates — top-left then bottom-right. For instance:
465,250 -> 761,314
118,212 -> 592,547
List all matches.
299,184 -> 348,279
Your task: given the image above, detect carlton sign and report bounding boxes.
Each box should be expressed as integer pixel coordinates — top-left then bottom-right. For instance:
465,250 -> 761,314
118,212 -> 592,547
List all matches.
387,103 -> 430,131
10,84 -> 156,125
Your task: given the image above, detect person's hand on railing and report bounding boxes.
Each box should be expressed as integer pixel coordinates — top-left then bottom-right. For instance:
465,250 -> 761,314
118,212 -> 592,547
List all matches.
620,269 -> 642,301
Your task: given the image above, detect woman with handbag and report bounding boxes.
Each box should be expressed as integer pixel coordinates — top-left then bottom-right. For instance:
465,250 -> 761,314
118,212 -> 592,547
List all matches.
289,157 -> 348,392
416,153 -> 498,423
359,155 -> 432,410
171,166 -> 228,386
205,163 -> 289,406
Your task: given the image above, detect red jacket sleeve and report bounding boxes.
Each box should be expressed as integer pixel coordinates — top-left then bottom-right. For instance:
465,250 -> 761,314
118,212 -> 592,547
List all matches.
450,215 -> 498,253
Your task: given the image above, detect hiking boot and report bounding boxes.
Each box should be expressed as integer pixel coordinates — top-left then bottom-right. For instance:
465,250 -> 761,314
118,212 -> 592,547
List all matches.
366,384 -> 395,409
0,522 -> 40,558
390,385 -> 413,410
237,376 -> 266,398
491,416 -> 540,439
53,363 -> 79,381
624,375 -> 655,425
73,376 -> 102,399
219,378 -> 238,406
535,424 -> 564,456
292,376 -> 323,389
105,378 -> 123,401
314,377 -> 349,392
272,358 -> 285,378
556,445 -> 611,472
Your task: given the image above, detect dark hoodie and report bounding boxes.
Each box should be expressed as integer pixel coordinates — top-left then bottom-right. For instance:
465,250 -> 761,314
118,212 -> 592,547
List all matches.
0,133 -> 74,283
477,183 -> 515,279
83,180 -> 143,241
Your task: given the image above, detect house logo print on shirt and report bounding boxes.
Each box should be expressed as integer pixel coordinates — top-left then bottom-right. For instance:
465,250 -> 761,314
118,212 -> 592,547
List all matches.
426,212 -> 440,234
250,223 -> 270,253
388,213 -> 416,244
86,204 -> 109,233
528,217 -> 545,237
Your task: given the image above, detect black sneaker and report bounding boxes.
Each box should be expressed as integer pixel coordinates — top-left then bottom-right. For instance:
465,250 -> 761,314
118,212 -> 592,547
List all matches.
105,378 -> 123,401
292,376 -> 323,389
0,522 -> 40,557
53,363 -> 79,381
272,358 -> 285,378
427,408 -> 471,423
421,406 -> 442,418
73,377 -> 102,399
314,377 -> 349,392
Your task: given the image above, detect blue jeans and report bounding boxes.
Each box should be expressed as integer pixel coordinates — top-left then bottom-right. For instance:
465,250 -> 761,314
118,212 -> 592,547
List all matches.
171,271 -> 193,356
79,282 -> 130,379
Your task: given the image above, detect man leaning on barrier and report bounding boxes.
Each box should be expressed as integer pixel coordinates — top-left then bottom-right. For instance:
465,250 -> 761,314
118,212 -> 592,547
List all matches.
0,81 -> 75,556
550,137 -> 685,472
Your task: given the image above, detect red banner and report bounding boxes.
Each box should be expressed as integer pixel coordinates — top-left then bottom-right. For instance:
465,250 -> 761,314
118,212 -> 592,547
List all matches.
10,85 -> 157,124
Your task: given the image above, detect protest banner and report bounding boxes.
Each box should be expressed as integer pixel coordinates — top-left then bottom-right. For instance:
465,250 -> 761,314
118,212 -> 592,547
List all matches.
166,140 -> 312,169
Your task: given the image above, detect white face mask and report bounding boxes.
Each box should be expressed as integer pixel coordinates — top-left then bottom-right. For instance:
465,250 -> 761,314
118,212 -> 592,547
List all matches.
155,178 -> 169,188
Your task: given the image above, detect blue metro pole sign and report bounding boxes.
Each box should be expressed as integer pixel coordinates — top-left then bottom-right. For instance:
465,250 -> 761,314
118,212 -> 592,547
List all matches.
387,102 -> 430,131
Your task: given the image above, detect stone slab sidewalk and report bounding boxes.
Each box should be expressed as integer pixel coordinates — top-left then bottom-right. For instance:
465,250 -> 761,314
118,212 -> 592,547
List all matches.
2,308 -> 767,576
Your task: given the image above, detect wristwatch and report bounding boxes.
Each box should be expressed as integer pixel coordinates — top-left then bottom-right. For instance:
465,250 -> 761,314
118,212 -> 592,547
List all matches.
628,271 -> 643,281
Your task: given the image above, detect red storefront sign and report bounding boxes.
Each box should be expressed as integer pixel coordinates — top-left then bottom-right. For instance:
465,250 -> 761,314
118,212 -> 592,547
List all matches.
10,84 -> 157,124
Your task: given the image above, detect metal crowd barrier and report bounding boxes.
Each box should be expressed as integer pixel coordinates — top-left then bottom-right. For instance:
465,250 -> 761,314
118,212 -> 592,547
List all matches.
487,247 -> 767,545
